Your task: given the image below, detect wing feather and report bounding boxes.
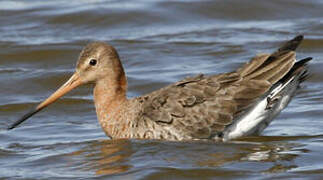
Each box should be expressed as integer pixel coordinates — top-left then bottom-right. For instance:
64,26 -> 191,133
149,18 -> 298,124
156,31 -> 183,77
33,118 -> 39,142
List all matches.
139,35 -> 304,139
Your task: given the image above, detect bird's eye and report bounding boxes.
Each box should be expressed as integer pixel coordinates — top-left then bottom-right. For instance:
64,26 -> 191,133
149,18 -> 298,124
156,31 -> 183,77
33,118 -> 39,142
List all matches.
89,59 -> 97,66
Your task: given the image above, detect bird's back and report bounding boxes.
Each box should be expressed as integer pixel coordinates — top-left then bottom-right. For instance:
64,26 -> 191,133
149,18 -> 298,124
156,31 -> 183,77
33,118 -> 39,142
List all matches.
125,35 -> 311,141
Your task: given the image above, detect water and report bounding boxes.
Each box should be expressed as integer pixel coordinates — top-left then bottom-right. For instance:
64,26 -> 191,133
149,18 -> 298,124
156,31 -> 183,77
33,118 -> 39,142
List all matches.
1,0 -> 323,179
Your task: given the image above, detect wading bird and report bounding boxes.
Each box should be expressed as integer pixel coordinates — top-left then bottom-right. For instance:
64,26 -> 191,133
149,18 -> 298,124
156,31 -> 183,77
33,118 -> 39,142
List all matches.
8,35 -> 312,141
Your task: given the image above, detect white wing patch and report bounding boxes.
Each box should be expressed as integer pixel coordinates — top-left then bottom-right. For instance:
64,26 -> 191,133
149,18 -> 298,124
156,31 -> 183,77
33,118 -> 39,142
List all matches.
223,75 -> 299,141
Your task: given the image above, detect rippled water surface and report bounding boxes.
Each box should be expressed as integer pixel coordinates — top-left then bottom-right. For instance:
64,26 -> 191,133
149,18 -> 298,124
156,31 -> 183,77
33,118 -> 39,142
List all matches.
1,0 -> 323,179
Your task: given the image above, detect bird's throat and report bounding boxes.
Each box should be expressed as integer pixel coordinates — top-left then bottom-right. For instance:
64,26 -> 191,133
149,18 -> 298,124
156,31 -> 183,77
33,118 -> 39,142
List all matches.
93,77 -> 127,136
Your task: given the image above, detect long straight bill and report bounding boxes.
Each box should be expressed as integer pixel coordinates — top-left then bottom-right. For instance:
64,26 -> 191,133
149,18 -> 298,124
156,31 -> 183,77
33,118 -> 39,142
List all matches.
8,73 -> 82,130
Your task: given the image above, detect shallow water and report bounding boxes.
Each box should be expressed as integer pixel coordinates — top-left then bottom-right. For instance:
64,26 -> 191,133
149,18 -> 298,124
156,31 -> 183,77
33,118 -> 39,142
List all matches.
1,0 -> 323,179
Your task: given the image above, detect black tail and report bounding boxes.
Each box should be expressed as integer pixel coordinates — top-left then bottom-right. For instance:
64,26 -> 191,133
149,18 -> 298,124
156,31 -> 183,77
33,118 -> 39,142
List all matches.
281,57 -> 312,83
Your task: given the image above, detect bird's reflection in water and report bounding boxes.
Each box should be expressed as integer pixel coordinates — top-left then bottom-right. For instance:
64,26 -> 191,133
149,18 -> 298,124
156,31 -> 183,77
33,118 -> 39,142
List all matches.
65,136 -> 308,176
197,136 -> 306,173
67,139 -> 133,175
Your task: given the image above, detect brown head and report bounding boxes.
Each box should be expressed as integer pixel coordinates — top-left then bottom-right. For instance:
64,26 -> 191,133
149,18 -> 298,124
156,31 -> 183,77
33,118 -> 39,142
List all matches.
8,42 -> 126,130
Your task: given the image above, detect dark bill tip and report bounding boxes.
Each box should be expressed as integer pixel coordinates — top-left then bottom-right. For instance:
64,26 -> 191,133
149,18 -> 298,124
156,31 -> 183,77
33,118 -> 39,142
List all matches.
7,73 -> 82,130
7,108 -> 42,130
